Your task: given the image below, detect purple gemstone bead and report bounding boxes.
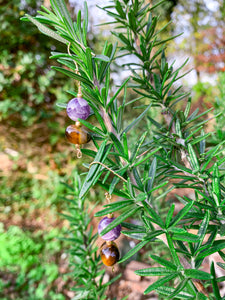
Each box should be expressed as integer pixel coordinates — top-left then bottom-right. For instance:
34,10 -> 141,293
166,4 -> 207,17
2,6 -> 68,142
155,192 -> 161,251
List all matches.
66,97 -> 90,121
98,217 -> 122,241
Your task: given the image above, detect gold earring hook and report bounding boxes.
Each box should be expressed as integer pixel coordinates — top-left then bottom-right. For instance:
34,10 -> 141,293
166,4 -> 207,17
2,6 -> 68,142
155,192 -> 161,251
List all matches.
88,162 -> 127,183
76,144 -> 82,159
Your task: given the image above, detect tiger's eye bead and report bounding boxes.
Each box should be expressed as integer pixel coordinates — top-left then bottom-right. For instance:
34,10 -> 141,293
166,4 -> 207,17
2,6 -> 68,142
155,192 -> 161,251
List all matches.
100,241 -> 120,267
65,124 -> 91,145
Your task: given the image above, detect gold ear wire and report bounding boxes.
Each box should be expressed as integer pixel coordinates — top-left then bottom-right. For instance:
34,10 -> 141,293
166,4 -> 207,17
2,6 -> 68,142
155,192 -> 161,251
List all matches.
67,43 -> 82,98
88,161 -> 127,183
76,144 -> 82,159
105,192 -> 114,219
105,192 -> 111,203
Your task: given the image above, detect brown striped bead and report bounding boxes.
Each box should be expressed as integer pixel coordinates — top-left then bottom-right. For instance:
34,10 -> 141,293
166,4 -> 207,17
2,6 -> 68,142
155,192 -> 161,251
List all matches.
100,241 -> 120,266
65,124 -> 91,145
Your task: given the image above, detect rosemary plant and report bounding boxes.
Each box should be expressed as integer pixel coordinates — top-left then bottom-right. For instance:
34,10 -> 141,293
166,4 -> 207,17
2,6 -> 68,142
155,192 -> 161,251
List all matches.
23,0 -> 225,299
61,172 -> 120,300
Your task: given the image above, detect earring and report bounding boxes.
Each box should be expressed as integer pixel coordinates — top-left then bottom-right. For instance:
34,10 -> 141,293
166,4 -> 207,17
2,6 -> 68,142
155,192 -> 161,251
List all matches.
66,44 -> 91,158
98,193 -> 121,268
65,83 -> 91,158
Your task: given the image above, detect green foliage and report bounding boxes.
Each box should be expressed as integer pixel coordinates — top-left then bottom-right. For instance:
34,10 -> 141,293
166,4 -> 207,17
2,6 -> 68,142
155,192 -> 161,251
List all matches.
0,0 -> 72,125
0,223 -> 67,300
0,169 -> 69,209
61,172 -> 120,300
24,0 -> 225,299
213,72 -> 225,143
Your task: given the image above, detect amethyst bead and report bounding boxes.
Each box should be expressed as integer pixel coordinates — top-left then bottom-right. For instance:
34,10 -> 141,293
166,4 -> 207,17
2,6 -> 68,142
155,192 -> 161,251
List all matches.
98,217 -> 121,241
66,97 -> 90,121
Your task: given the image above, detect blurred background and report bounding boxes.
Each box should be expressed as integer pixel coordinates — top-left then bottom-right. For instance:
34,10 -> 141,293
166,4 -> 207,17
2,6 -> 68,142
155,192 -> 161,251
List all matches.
0,0 -> 224,299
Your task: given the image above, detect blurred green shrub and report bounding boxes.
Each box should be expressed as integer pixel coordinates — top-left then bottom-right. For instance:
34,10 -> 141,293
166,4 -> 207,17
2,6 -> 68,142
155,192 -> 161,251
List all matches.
0,223 -> 68,299
192,80 -> 214,104
214,72 -> 225,142
0,0 -> 72,125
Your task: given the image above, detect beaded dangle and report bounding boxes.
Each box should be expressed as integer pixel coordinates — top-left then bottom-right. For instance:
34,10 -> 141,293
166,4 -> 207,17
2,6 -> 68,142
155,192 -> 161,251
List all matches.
98,193 -> 121,269
66,44 -> 91,158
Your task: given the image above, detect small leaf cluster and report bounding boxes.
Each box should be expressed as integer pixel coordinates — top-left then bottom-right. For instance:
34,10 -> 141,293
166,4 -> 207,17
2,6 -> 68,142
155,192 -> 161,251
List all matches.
24,0 -> 225,299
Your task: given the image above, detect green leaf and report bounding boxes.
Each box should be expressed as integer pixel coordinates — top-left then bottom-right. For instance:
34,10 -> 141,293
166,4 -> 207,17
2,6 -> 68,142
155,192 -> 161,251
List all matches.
184,97 -> 191,119
201,141 -> 225,172
190,133 -> 211,146
97,181 -> 130,198
143,273 -> 178,294
150,255 -> 177,270
185,126 -> 203,142
107,77 -> 130,109
185,108 -> 214,125
130,131 -> 148,163
167,278 -> 189,299
156,286 -> 194,299
217,263 -> 225,270
86,47 -> 93,80
86,141 -> 108,182
52,66 -> 93,87
108,166 -> 129,194
149,0 -> 167,12
119,230 -> 163,263
119,239 -> 149,263
197,241 -> 225,260
128,10 -> 137,32
25,14 -> 68,44
100,206 -> 141,236
166,233 -> 181,266
83,1 -> 88,35
54,0 -> 75,34
94,200 -> 134,217
133,146 -> 162,167
212,163 -> 221,205
109,132 -> 126,158
167,159 -> 193,174
95,54 -> 111,62
175,118 -> 182,138
195,190 -> 215,206
79,141 -> 111,198
135,267 -> 175,276
165,204 -> 175,228
188,144 -> 199,172
184,269 -> 212,280
196,292 -> 208,300
147,157 -> 157,193
122,104 -> 152,134
121,222 -> 145,231
218,250 -> 225,262
115,0 -> 126,19
121,230 -> 146,240
78,118 -> 106,137
142,201 -> 165,228
153,73 -> 161,93
200,129 -> 206,154
121,133 -> 128,160
172,232 -> 199,243
194,210 -> 210,253
56,102 -> 67,108
98,42 -> 117,82
211,261 -> 222,299
133,168 -> 143,189
169,201 -> 194,227
90,105 -> 108,133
